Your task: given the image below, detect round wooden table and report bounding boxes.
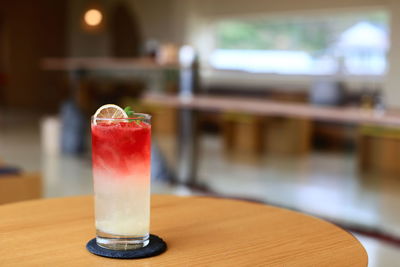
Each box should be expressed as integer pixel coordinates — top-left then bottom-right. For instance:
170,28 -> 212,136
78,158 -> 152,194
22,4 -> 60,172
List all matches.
0,195 -> 367,266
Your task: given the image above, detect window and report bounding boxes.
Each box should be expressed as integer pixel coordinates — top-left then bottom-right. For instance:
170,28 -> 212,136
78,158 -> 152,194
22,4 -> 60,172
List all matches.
210,10 -> 389,75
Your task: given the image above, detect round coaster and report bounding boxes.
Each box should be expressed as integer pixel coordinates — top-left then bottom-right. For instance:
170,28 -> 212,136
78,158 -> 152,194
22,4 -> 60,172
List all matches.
86,234 -> 167,259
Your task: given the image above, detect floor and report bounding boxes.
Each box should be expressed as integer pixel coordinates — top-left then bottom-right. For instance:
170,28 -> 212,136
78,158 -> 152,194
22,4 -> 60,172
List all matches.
196,136 -> 400,237
1,111 -> 400,266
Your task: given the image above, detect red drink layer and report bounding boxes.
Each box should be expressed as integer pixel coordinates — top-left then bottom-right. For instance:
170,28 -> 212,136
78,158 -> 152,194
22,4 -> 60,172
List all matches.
91,121 -> 151,177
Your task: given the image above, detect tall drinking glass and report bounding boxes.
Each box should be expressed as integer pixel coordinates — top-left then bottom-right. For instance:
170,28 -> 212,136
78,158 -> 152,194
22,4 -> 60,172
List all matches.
91,114 -> 151,250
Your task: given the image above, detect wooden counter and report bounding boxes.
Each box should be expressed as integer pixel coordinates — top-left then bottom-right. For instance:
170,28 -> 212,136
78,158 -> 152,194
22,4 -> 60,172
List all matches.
41,57 -> 179,71
142,93 -> 400,127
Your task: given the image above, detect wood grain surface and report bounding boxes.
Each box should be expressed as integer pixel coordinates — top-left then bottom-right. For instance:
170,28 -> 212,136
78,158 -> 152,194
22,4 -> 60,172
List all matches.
0,195 -> 367,266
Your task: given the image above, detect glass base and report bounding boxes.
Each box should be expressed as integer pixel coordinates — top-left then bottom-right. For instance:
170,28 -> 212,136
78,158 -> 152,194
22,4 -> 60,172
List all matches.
96,230 -> 149,250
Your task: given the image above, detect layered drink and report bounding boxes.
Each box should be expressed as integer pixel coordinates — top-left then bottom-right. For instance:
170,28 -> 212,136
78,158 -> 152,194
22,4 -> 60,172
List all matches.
91,111 -> 151,250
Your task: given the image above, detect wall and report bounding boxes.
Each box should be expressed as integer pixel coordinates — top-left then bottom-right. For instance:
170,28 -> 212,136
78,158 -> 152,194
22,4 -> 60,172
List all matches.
125,0 -> 175,43
67,0 -> 179,57
384,1 -> 400,108
186,0 -> 385,17
67,0 -> 112,57
0,0 -> 67,111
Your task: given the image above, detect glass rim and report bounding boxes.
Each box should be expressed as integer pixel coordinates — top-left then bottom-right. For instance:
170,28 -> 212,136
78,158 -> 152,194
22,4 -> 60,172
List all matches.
91,113 -> 151,121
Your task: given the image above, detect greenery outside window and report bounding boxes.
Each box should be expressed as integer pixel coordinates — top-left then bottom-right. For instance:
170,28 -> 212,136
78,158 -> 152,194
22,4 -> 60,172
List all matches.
210,10 -> 389,75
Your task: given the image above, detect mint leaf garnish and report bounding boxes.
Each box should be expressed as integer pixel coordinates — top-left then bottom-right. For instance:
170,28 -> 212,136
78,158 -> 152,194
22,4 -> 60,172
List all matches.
124,106 -> 134,117
124,106 -> 143,126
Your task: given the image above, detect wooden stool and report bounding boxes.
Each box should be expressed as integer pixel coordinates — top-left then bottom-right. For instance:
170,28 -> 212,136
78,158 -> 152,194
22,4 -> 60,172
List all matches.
141,104 -> 177,137
266,117 -> 312,155
222,113 -> 265,158
358,125 -> 400,175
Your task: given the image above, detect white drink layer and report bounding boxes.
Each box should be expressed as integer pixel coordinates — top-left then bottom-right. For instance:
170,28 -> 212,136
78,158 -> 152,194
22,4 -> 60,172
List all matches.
94,170 -> 150,236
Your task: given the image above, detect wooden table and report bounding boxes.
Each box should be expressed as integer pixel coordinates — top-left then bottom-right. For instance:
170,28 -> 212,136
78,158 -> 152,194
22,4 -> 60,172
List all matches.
0,195 -> 367,266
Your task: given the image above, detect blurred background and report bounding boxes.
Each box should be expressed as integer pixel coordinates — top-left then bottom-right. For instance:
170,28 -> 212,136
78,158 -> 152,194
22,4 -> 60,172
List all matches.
0,0 -> 399,265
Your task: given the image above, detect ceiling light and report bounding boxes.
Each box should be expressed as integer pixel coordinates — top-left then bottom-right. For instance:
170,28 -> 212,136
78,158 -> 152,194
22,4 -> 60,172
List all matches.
84,9 -> 102,26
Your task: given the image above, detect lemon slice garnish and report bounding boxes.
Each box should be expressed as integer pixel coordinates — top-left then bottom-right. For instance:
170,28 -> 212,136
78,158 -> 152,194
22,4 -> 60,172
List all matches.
93,104 -> 128,125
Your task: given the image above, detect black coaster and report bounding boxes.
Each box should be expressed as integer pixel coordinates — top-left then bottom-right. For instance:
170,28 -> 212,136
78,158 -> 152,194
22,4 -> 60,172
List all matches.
86,234 -> 167,259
